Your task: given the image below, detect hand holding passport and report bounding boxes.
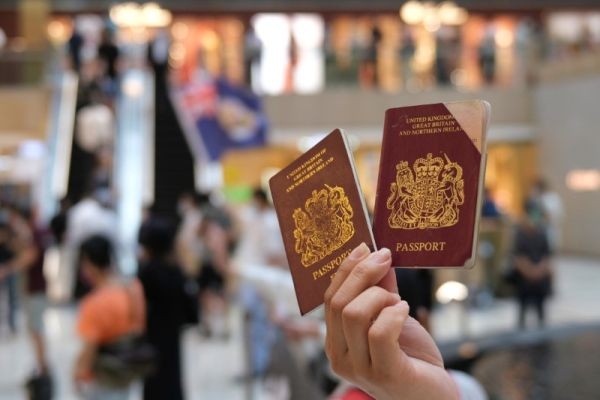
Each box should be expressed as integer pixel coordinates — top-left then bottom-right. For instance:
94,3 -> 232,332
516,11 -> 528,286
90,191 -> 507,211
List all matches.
322,244 -> 456,399
269,100 -> 490,315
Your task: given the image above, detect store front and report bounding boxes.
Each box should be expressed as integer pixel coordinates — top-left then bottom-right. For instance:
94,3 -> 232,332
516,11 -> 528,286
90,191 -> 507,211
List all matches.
164,10 -> 541,94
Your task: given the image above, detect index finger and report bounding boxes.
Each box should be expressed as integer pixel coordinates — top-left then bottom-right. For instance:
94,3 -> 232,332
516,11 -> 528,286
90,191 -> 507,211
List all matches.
324,243 -> 372,360
324,242 -> 371,304
330,248 -> 393,311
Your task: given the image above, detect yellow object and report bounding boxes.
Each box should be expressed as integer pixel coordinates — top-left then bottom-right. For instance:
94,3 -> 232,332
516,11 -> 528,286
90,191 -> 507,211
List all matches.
387,153 -> 464,229
293,185 -> 355,267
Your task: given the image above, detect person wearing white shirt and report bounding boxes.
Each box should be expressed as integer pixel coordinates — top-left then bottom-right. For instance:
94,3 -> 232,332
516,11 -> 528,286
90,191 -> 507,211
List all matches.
65,191 -> 119,300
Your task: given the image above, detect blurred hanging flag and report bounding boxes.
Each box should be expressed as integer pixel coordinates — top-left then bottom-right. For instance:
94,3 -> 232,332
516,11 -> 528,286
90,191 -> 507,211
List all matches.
172,72 -> 268,161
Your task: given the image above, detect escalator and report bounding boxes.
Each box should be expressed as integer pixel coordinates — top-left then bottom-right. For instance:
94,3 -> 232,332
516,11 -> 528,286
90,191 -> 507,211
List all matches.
151,69 -> 195,218
47,65 -> 195,277
112,67 -> 195,272
41,70 -> 78,220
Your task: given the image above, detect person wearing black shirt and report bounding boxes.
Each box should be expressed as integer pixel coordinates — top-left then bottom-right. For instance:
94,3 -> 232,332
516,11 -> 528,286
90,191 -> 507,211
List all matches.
97,28 -> 119,81
513,202 -> 553,329
137,217 -> 197,400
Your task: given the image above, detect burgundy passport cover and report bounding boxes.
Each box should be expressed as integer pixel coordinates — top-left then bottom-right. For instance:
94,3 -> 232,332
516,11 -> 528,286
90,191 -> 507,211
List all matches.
373,103 -> 485,268
269,130 -> 375,315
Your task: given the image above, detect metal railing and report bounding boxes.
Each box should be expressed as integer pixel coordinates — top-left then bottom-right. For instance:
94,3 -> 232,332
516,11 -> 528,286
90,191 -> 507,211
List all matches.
39,70 -> 78,221
114,68 -> 155,274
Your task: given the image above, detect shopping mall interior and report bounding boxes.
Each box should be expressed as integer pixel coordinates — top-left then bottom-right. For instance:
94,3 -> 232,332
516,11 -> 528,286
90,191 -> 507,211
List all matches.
1,0 -> 600,399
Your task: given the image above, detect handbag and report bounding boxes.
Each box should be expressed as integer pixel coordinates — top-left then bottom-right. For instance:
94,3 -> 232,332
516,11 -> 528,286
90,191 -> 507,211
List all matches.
503,267 -> 521,286
92,283 -> 156,388
25,372 -> 53,400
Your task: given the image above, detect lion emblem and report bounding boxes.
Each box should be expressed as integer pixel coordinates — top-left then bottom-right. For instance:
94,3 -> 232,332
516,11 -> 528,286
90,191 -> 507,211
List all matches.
293,185 -> 355,267
386,153 -> 464,230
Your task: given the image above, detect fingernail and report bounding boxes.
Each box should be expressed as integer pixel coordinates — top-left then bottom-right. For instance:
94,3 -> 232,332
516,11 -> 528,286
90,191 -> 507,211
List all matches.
349,242 -> 369,260
371,247 -> 391,263
398,300 -> 409,309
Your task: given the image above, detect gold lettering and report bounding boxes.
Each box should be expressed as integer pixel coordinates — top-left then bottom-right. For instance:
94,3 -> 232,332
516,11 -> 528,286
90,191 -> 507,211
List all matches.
311,249 -> 352,281
395,242 -> 447,252
398,114 -> 460,136
286,149 -> 334,193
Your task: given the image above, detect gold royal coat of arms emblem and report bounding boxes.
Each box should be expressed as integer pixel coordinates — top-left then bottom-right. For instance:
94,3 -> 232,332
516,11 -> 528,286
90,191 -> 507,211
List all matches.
293,185 -> 355,267
386,153 -> 465,230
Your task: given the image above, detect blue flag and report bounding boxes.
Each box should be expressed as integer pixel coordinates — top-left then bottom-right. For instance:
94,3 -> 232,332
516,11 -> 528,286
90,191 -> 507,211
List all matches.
173,73 -> 268,161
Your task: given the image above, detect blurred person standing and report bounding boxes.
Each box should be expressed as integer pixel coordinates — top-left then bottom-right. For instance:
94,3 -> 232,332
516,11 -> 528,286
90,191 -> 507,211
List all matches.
359,25 -> 382,89
237,188 -> 286,268
175,192 -> 208,278
138,217 -> 198,400
513,202 -> 553,329
478,27 -> 496,84
90,147 -> 114,192
75,86 -> 115,173
74,235 -> 146,400
50,198 -> 70,247
532,178 -> 564,252
400,28 -> 416,86
0,219 -> 17,335
97,28 -> 120,92
67,27 -> 84,72
244,26 -> 262,88
66,188 -> 119,300
482,187 -> 502,218
394,269 -> 434,333
1,207 -> 51,385
77,60 -> 103,111
148,28 -> 170,78
479,188 -> 505,301
197,201 -> 235,339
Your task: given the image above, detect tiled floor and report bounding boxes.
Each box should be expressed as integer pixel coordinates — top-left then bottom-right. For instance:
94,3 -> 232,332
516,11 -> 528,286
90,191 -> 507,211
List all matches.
1,255 -> 599,400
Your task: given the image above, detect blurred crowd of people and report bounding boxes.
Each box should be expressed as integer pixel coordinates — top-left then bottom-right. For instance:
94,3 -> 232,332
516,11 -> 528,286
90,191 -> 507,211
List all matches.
0,203 -> 55,397
0,172 -> 566,399
0,181 -> 317,399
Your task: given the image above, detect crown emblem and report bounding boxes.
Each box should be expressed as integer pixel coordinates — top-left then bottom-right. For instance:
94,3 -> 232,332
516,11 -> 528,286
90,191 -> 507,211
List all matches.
414,153 -> 444,180
386,153 -> 464,230
293,185 -> 355,267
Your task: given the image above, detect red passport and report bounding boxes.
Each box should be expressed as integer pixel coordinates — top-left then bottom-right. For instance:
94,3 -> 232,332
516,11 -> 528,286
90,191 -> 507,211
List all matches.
372,101 -> 490,268
269,129 -> 375,314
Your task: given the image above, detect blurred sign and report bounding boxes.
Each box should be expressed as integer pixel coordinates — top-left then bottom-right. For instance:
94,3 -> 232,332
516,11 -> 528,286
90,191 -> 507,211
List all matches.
172,72 -> 268,162
566,169 -> 600,191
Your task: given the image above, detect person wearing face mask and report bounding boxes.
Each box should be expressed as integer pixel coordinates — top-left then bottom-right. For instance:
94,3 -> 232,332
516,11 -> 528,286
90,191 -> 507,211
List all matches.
512,201 -> 553,329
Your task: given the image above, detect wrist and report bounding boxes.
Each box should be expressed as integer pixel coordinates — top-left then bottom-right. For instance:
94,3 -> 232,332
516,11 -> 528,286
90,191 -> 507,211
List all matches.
368,367 -> 459,400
